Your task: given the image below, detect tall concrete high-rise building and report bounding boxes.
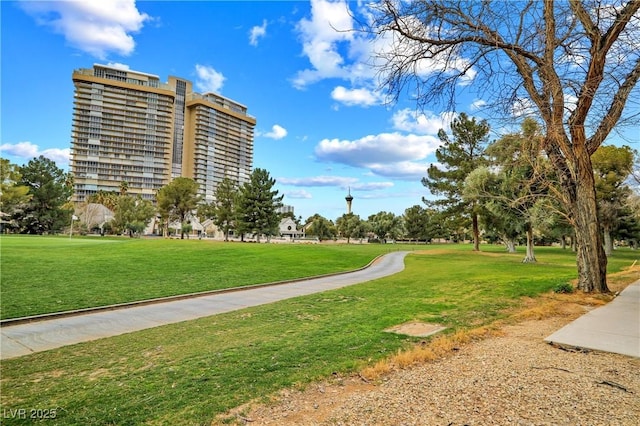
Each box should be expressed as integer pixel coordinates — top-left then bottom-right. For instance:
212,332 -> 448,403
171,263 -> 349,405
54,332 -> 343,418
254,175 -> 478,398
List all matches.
70,64 -> 255,203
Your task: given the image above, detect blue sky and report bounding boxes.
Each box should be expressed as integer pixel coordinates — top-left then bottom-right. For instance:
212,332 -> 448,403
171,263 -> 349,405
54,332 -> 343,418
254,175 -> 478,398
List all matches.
1,0 -> 637,222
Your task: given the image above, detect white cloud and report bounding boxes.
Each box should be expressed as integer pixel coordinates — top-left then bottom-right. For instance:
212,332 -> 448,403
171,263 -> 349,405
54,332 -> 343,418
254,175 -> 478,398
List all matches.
1,141 -> 39,159
285,189 -> 313,199
367,161 -> 429,181
0,142 -> 70,166
292,0 -> 358,88
511,97 -> 536,118
195,64 -> 225,93
470,99 -> 487,111
455,60 -> 478,86
331,86 -> 382,107
262,124 -> 288,140
278,175 -> 358,187
351,182 -> 394,191
564,93 -> 579,116
391,109 -> 455,135
291,0 -> 478,101
105,62 -> 131,70
249,19 -> 268,46
44,148 -> 71,165
315,133 -> 440,166
313,131 -> 440,181
20,0 -> 150,59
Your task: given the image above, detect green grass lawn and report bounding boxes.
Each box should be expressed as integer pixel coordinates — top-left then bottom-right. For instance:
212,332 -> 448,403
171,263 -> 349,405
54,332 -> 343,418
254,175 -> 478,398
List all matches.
0,236 -> 403,319
1,243 -> 637,425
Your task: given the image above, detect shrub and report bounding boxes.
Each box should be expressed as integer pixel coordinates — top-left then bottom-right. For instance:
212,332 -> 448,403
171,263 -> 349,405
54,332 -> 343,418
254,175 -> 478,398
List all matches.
553,282 -> 575,294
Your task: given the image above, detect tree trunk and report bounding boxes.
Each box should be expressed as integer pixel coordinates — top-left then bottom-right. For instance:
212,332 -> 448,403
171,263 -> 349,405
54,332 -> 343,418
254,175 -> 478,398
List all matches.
603,228 -> 613,256
522,224 -> 537,263
560,235 -> 567,250
472,212 -> 480,251
547,131 -> 609,293
572,154 -> 609,293
504,239 -> 517,253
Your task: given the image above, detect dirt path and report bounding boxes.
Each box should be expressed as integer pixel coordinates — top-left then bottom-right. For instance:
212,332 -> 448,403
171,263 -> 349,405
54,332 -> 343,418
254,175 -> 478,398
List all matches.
216,283 -> 640,425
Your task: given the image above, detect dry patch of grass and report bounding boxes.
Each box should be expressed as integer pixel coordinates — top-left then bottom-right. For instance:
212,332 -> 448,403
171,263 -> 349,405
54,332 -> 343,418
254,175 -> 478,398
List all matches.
412,249 -> 454,256
411,248 -> 509,257
361,326 -> 503,381
513,292 -> 608,321
607,263 -> 640,293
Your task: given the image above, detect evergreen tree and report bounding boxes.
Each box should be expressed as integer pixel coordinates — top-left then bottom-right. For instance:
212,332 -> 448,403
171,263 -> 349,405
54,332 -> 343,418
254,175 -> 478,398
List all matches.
237,168 -> 283,242
17,156 -> 72,234
423,113 -> 489,250
404,205 -> 427,242
403,205 -> 439,242
592,145 -> 635,255
616,194 -> 640,249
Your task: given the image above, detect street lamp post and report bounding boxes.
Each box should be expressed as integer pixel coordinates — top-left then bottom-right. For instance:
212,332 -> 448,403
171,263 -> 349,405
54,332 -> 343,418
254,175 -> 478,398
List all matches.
69,214 -> 78,238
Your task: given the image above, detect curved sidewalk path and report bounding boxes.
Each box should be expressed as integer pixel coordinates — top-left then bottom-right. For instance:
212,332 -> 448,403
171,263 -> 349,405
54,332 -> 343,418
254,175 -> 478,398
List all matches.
1,251 -> 410,360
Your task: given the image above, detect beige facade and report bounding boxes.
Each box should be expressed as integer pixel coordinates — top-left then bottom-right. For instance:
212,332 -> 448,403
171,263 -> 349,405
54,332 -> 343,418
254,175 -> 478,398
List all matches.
183,92 -> 255,202
70,64 -> 255,203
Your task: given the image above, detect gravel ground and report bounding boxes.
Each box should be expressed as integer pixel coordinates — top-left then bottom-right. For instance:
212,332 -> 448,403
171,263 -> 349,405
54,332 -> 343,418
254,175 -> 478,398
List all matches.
217,296 -> 640,426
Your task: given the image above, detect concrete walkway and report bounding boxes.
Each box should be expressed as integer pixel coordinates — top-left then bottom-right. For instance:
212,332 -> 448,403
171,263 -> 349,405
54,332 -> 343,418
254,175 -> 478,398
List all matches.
545,280 -> 640,358
1,251 -> 409,360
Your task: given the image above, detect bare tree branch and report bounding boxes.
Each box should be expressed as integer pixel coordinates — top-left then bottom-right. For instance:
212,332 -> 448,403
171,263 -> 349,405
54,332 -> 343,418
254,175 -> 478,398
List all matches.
568,0 -> 640,138
589,57 -> 640,152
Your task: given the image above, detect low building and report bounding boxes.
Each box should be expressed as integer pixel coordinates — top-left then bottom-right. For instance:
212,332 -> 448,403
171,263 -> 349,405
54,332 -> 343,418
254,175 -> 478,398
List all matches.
279,217 -> 304,239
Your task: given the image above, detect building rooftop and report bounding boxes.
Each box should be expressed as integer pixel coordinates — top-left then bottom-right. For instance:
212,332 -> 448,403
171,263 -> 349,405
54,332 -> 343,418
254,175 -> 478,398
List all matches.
93,63 -> 160,79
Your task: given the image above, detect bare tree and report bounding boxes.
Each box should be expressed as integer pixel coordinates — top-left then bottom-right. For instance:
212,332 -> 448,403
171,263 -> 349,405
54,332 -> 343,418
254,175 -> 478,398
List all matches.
366,0 -> 640,292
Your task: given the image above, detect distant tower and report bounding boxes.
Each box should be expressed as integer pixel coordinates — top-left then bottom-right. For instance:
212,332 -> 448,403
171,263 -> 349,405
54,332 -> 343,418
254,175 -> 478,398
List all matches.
345,187 -> 354,214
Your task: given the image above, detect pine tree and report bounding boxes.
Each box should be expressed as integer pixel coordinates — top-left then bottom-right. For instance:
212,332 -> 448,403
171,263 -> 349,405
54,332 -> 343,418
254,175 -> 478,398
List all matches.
237,169 -> 283,242
422,113 -> 489,251
18,156 -> 73,234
